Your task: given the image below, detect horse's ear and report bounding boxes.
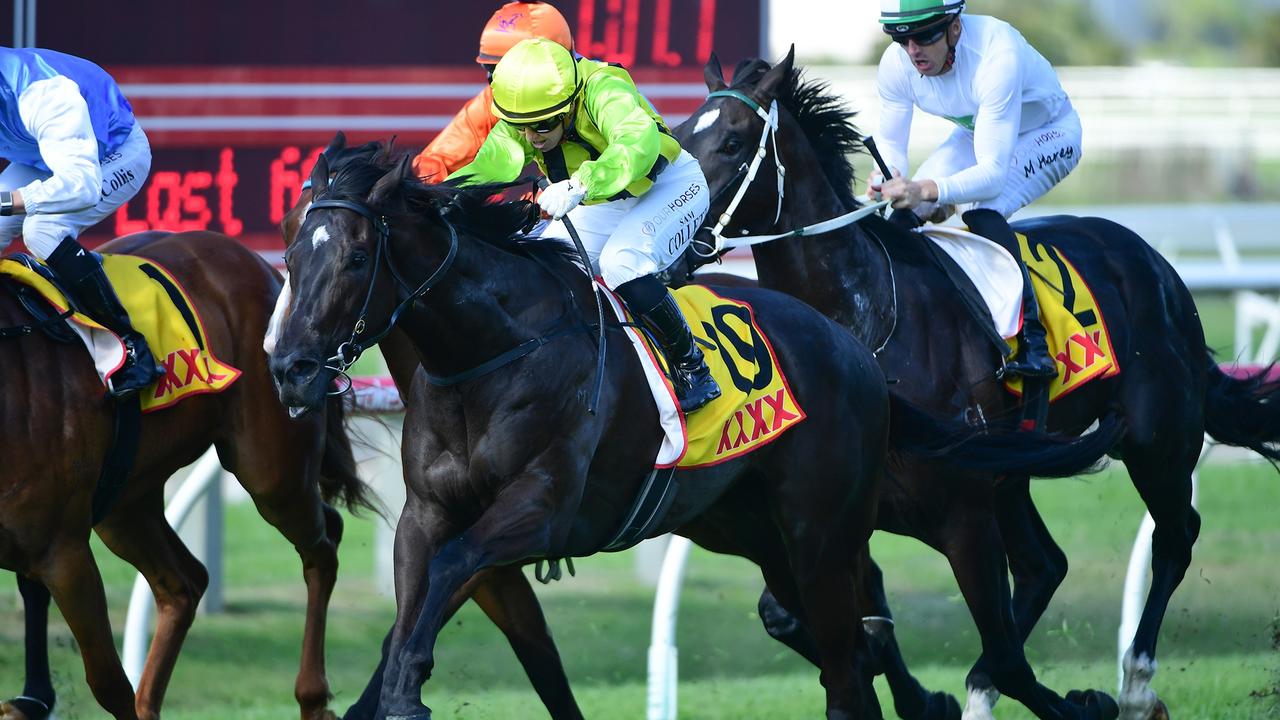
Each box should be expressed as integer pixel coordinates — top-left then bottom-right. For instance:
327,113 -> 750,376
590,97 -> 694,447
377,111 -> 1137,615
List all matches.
703,52 -> 726,92
754,45 -> 796,104
369,154 -> 413,207
323,131 -> 347,159
310,152 -> 330,196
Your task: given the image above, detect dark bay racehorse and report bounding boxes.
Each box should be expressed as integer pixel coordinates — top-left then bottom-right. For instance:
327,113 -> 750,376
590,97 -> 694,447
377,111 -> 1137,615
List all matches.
278,134 -> 588,719
268,147 -> 1124,719
270,150 -> 897,719
675,50 -> 1280,720
0,231 -> 375,720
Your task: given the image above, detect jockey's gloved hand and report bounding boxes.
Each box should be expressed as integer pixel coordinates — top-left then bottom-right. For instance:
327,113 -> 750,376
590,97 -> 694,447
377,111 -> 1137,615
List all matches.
539,177 -> 587,219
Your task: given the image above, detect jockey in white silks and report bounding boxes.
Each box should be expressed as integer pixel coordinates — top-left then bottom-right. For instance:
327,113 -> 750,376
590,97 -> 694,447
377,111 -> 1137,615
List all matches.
867,0 -> 1082,378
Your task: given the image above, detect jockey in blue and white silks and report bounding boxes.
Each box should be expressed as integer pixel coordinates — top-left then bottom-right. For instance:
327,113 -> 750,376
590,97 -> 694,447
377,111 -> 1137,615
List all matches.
0,47 -> 160,397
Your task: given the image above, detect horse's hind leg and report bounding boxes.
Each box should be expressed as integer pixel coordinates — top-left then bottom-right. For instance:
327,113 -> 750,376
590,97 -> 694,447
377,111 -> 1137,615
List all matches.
1116,397 -> 1202,720
0,576 -> 56,720
228,452 -> 341,720
34,541 -> 138,719
94,494 -> 209,720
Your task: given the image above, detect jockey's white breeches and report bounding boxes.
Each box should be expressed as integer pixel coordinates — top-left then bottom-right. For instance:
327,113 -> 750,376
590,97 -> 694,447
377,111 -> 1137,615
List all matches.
540,150 -> 709,289
914,104 -> 1082,220
0,123 -> 151,259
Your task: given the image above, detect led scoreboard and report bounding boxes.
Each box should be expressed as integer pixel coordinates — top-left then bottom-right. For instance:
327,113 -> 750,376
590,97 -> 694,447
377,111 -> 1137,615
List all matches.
21,0 -> 766,253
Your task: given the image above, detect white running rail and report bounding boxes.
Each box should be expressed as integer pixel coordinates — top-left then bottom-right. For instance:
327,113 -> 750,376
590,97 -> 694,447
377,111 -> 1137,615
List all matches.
646,535 -> 693,720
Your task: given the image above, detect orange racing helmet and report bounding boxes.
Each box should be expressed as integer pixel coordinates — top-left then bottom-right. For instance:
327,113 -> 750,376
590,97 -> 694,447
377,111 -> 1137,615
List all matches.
476,2 -> 574,65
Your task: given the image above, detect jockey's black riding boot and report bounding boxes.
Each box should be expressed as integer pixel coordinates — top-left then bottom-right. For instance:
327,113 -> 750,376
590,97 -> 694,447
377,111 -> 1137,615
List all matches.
628,284 -> 721,413
962,209 -> 1057,379
46,237 -> 165,398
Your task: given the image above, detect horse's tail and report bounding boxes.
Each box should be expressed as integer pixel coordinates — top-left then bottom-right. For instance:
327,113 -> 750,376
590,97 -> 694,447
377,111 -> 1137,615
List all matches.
889,394 -> 1124,477
1203,362 -> 1280,462
319,393 -> 382,517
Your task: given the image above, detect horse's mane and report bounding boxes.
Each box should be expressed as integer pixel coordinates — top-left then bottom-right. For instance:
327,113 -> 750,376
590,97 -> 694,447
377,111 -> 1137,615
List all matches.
730,58 -> 866,210
322,144 -> 578,268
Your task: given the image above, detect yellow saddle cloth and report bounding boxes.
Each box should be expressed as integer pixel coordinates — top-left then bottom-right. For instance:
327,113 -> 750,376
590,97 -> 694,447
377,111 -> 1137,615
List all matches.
652,286 -> 807,468
0,254 -> 241,412
1003,233 -> 1120,402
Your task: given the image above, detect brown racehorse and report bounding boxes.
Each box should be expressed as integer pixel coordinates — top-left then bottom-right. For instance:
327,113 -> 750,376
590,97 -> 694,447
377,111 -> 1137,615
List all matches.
0,230 -> 375,720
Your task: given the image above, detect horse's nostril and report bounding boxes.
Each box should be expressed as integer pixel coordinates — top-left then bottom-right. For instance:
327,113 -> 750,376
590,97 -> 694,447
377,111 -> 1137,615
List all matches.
285,358 -> 321,386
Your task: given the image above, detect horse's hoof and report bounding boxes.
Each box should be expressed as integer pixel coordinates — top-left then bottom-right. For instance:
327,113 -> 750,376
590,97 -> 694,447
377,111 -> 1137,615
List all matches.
1066,689 -> 1120,720
1,697 -> 52,720
0,703 -> 28,720
305,709 -> 339,720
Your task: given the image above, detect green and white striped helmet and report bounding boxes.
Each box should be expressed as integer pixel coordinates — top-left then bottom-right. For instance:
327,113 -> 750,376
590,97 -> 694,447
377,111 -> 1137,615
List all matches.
879,0 -> 964,30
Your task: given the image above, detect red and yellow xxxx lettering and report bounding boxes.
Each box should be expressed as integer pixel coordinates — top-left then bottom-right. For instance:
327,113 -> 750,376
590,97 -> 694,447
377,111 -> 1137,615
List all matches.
1003,234 -> 1119,402
0,255 -> 241,412
666,286 -> 806,468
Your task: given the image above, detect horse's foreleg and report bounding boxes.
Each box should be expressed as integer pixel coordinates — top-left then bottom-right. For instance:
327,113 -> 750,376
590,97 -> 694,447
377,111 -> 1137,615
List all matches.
855,557 -> 962,720
469,567 -> 584,720
36,541 -> 138,719
380,481 -> 558,720
0,576 -> 56,720
963,476 -> 1069,714
94,500 -> 208,720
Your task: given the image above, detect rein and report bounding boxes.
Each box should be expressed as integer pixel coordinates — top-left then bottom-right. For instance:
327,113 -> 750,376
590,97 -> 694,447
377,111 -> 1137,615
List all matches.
698,90 -> 892,253
302,196 -> 596,398
700,89 -> 900,355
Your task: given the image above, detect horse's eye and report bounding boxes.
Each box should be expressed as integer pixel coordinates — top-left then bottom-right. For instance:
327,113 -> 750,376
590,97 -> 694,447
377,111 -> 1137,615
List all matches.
348,250 -> 369,270
721,137 -> 742,155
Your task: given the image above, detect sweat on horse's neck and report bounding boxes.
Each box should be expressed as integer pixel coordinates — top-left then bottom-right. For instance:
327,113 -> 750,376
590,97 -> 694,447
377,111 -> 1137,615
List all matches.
393,227 -> 581,379
750,188 -> 895,349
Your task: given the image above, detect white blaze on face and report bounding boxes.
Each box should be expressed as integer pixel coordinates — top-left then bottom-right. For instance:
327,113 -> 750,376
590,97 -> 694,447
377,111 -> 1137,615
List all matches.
263,277 -> 291,355
691,107 -> 721,135
311,224 -> 331,249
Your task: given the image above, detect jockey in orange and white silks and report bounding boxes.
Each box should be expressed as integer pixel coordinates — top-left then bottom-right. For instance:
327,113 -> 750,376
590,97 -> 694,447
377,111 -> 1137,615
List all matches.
866,0 -> 1078,379
0,47 -> 162,396
411,2 -> 575,182
450,38 -> 720,413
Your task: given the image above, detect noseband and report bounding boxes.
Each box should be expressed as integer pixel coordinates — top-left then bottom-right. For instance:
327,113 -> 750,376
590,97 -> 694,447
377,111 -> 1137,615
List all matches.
303,197 -> 458,389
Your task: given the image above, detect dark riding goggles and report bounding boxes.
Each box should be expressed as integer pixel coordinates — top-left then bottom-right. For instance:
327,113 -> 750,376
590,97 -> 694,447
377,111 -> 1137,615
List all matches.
885,15 -> 954,47
509,114 -> 568,134
890,24 -> 949,46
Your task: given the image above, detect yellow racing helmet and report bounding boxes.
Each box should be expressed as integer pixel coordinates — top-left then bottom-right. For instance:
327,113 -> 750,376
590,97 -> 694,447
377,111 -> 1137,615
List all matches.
490,38 -> 581,124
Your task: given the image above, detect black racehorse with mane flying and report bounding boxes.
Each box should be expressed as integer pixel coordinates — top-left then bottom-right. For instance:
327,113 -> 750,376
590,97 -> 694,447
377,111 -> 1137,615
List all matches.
674,48 -> 1280,720
267,143 -> 1122,719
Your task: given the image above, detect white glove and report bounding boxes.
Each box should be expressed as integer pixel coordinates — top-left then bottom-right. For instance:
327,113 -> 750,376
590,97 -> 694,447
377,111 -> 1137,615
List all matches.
538,177 -> 588,220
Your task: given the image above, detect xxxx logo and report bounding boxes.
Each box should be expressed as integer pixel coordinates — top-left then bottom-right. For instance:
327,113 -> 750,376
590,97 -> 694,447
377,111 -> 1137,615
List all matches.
715,389 -> 801,455
153,348 -> 232,399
